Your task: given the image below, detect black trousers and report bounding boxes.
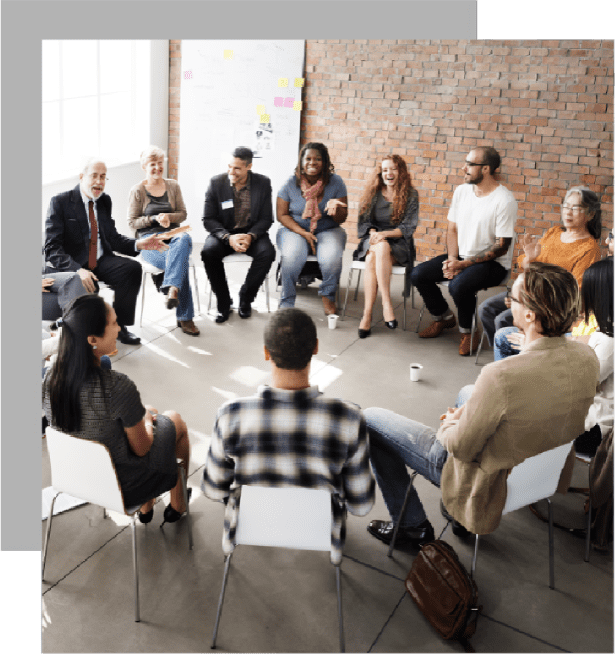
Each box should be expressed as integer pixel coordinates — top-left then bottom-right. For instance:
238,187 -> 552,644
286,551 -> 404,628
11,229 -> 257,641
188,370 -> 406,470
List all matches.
200,234 -> 275,310
92,255 -> 142,326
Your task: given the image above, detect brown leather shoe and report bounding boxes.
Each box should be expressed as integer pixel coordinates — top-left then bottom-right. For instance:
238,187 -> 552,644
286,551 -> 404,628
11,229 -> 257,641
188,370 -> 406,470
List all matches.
166,286 -> 179,310
418,315 -> 457,338
177,319 -> 200,336
322,296 -> 337,316
459,330 -> 481,356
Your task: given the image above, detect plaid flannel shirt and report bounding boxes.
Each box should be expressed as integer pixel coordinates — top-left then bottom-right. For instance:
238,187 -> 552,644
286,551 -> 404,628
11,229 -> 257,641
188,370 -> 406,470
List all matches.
202,385 -> 375,564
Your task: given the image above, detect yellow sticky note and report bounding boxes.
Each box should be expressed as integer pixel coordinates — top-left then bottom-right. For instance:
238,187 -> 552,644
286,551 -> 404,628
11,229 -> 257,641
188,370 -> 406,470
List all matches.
223,50 -> 233,60
294,78 -> 305,88
260,114 -> 270,123
278,78 -> 289,87
256,104 -> 266,116
293,100 -> 303,111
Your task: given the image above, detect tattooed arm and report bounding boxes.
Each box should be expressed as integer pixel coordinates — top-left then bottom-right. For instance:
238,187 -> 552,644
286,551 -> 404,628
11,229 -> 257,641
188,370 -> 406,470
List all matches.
444,237 -> 512,276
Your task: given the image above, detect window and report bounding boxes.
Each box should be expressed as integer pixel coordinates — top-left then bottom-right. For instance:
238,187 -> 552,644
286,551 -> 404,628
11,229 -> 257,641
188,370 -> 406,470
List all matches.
42,40 -> 151,183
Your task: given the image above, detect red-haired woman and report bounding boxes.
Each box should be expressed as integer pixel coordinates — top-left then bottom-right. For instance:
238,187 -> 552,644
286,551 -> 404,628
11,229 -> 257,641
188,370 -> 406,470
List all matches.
354,155 -> 419,337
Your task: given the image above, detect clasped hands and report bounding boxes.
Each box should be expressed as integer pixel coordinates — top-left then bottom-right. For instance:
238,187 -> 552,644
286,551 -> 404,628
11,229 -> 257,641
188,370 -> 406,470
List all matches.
442,258 -> 466,279
439,404 -> 465,424
229,233 -> 253,253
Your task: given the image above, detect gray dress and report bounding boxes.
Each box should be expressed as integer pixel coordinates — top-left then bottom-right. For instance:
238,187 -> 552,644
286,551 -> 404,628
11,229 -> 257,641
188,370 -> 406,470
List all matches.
43,369 -> 177,507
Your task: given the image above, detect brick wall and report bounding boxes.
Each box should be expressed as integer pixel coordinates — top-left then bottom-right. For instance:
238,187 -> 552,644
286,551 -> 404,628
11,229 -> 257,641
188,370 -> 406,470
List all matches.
301,40 -> 613,266
167,40 -> 182,180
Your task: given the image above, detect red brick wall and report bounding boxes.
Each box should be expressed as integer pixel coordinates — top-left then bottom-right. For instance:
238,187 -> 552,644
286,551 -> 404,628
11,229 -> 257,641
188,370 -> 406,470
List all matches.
167,40 -> 181,180
301,40 -> 613,266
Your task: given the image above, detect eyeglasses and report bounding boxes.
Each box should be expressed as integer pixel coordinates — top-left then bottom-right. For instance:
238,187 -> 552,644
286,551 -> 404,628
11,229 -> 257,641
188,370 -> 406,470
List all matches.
607,232 -> 613,240
88,173 -> 107,182
561,204 -> 585,214
506,290 -> 523,305
464,161 -> 486,167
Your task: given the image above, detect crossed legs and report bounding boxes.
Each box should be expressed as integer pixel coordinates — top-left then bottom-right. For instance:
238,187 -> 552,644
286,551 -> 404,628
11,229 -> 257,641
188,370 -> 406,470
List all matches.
359,241 -> 397,330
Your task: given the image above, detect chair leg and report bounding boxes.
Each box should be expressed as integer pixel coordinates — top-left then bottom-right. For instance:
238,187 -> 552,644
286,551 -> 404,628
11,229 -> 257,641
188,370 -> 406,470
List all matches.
41,492 -> 60,581
131,514 -> 140,622
211,554 -> 233,649
402,292 -> 407,331
353,270 -> 362,302
415,303 -> 426,333
474,330 -> 486,365
341,269 -> 353,320
336,565 -> 345,653
547,498 -> 555,589
139,272 -> 147,327
264,273 -> 271,312
178,466 -> 194,550
469,293 -> 479,356
388,471 -> 418,557
470,534 -> 480,580
191,265 -> 201,314
585,493 -> 592,563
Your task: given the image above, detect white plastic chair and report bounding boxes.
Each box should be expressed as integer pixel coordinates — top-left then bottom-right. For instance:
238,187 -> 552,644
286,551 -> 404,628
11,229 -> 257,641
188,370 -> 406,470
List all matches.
138,254 -> 201,326
573,452 -> 593,563
211,485 -> 346,652
341,260 -> 415,331
42,426 -> 193,622
469,441 -> 574,589
206,253 -> 271,313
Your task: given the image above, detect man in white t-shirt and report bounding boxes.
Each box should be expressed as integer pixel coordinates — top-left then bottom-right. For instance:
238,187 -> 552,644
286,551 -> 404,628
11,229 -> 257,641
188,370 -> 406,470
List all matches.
411,147 -> 517,355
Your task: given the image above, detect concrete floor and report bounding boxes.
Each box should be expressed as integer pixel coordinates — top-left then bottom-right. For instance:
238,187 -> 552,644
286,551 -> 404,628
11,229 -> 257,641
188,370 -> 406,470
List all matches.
41,249 -> 613,653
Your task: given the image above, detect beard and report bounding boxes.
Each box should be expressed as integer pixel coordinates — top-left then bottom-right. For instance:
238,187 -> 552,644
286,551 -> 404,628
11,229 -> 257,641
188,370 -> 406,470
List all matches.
467,171 -> 484,185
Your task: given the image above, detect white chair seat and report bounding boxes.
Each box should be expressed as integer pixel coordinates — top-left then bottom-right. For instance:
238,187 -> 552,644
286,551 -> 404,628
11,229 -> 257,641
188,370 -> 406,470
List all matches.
206,253 -> 271,313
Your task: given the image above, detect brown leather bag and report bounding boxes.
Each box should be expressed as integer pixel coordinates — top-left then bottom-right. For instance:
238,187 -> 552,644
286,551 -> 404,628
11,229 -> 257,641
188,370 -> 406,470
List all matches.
405,540 -> 481,652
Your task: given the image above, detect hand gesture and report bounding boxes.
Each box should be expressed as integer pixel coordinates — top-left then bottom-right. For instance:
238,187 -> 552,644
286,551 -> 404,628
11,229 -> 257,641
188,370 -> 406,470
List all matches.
506,330 -> 525,351
137,233 -> 170,252
229,234 -> 252,253
77,268 -> 98,293
521,234 -> 541,262
325,198 -> 347,216
157,214 -> 171,229
302,230 -> 318,255
42,278 -> 55,292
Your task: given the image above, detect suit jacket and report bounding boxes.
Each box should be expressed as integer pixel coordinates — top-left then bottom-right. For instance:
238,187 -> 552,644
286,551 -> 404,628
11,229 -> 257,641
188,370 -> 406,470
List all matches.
44,185 -> 137,272
437,337 -> 600,535
202,171 -> 273,241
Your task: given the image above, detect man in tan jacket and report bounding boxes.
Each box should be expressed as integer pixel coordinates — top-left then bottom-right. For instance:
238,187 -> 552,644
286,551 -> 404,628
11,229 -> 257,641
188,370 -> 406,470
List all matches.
366,262 -> 599,548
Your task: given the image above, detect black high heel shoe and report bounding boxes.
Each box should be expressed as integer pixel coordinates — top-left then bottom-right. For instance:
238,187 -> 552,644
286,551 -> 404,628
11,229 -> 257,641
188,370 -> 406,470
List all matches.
138,506 -> 154,524
160,488 -> 192,527
385,319 -> 398,330
358,328 -> 372,339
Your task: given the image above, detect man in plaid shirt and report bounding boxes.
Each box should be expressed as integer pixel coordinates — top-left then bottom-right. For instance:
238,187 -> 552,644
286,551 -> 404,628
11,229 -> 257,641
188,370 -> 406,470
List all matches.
202,308 -> 375,564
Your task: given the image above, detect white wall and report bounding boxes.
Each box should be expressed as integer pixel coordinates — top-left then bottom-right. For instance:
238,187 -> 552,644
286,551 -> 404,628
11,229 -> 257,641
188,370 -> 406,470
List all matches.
41,41 -> 169,240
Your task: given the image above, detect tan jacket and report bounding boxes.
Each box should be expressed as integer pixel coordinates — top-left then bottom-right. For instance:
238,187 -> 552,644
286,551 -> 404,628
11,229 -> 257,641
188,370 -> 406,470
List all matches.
437,337 -> 599,535
127,179 -> 187,234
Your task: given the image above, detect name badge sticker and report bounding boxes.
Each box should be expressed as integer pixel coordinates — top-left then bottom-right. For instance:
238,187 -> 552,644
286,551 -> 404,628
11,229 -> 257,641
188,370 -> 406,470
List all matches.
222,199 -> 233,210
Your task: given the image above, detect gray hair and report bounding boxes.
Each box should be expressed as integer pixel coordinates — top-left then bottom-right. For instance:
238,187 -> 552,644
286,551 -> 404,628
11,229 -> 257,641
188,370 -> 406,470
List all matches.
81,157 -> 106,176
563,186 -> 602,240
140,145 -> 166,168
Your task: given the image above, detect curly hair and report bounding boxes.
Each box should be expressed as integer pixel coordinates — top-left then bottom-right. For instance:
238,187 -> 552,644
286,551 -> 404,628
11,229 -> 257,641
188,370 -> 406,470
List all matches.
294,142 -> 335,188
358,155 -> 413,225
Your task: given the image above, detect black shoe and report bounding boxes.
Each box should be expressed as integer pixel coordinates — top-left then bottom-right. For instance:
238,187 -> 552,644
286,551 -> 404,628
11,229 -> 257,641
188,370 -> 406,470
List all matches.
160,488 -> 192,527
215,308 -> 232,323
367,519 -> 435,548
358,328 -> 371,339
138,507 -> 154,524
118,326 -> 141,345
385,320 -> 398,330
440,499 -> 472,538
238,302 -> 252,319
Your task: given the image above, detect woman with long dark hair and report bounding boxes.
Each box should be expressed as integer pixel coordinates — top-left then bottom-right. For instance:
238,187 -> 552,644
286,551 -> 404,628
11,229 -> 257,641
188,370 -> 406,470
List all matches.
42,294 -> 191,524
276,142 -> 348,314
354,155 -> 419,337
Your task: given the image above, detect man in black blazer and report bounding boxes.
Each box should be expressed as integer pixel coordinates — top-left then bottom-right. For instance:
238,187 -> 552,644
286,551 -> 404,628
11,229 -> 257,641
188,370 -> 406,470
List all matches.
201,147 -> 276,322
44,159 -> 168,344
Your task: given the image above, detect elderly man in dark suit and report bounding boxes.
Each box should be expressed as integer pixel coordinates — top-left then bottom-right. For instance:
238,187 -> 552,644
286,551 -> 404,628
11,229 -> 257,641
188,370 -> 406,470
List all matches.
44,159 -> 168,345
201,147 -> 276,323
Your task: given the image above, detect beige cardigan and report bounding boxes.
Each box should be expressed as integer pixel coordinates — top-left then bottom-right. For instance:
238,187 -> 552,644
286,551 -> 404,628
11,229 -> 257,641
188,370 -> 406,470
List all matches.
437,337 -> 599,535
127,179 -> 187,235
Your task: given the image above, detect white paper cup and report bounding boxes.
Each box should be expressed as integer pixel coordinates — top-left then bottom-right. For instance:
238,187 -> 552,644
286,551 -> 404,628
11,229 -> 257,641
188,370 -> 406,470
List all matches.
410,363 -> 423,382
328,314 -> 339,330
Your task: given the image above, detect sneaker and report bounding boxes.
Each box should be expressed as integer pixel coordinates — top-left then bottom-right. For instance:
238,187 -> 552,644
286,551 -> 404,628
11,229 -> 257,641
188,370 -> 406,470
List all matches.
418,315 -> 457,338
459,331 -> 481,356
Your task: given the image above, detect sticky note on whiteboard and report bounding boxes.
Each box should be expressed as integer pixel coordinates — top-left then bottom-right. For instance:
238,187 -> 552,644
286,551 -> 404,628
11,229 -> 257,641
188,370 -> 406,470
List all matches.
278,78 -> 289,87
224,50 -> 233,60
293,101 -> 303,111
256,104 -> 266,116
294,78 -> 305,87
260,114 -> 270,122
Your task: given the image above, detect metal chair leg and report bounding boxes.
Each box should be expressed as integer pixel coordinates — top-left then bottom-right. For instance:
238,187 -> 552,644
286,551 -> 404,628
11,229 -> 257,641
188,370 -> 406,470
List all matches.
336,565 -> 345,653
264,274 -> 271,312
470,534 -> 479,580
403,293 -> 407,331
131,514 -> 140,622
341,268 -> 353,320
585,494 -> 592,562
475,330 -> 486,365
178,466 -> 194,550
192,264 -> 201,314
41,492 -> 60,581
353,270 -> 362,302
388,471 -> 418,557
415,303 -> 426,333
547,498 -> 555,589
211,554 -> 233,649
139,272 -> 147,326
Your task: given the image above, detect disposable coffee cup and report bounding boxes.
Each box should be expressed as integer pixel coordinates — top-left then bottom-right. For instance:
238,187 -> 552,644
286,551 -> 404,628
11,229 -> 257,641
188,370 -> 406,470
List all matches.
328,314 -> 339,330
410,363 -> 423,382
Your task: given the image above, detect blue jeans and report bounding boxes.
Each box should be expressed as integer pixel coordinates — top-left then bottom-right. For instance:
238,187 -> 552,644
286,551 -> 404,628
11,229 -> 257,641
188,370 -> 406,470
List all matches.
140,233 -> 194,321
493,326 -> 521,361
478,291 -> 514,346
276,226 -> 347,309
365,385 -> 474,528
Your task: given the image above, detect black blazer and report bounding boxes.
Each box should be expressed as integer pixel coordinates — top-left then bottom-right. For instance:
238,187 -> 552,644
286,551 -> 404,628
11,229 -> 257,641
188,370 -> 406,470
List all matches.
202,171 -> 273,241
44,185 -> 137,271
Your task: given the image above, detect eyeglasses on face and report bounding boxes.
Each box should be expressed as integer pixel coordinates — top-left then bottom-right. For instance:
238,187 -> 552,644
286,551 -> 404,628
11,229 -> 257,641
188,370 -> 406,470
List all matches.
561,204 -> 585,214
464,161 -> 486,167
506,289 -> 523,305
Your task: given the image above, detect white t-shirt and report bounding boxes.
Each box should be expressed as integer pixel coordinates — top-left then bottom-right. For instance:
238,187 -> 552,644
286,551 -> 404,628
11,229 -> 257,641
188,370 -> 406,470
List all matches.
448,183 -> 517,269
585,331 -> 614,434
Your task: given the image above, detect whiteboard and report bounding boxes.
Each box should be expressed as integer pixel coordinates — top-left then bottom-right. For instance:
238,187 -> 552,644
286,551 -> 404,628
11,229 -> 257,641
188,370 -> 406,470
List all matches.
178,40 -> 305,242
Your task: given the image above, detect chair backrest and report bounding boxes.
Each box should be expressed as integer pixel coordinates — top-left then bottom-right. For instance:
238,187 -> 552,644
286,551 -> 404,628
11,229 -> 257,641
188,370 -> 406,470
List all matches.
45,426 -> 127,514
503,442 -> 574,515
235,485 -> 332,552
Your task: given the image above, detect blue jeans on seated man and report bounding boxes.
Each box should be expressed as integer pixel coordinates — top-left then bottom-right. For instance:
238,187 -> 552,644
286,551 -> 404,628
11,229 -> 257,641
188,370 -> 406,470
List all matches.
276,226 -> 346,309
478,291 -> 514,346
140,233 -> 194,321
493,326 -> 521,361
365,385 -> 474,529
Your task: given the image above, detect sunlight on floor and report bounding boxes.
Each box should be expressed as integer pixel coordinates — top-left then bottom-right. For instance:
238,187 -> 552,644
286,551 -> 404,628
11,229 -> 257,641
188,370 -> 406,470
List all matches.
143,341 -> 190,368
229,365 -> 270,387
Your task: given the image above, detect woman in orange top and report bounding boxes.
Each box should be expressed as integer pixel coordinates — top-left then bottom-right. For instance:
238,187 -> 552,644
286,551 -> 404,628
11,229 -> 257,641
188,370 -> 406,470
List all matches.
479,186 -> 602,349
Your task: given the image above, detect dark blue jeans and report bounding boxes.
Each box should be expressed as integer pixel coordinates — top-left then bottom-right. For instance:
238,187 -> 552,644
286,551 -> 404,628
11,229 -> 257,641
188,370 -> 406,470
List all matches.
411,254 -> 508,330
